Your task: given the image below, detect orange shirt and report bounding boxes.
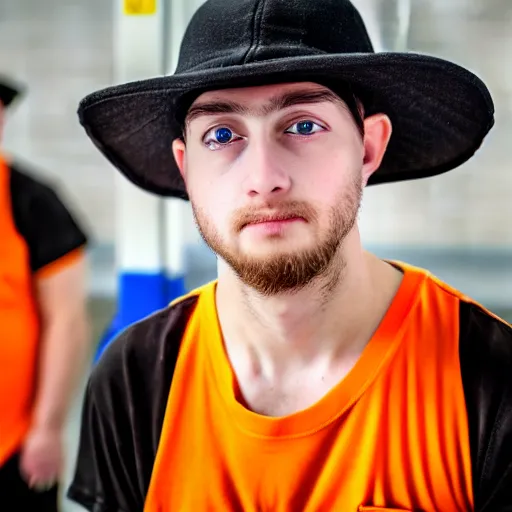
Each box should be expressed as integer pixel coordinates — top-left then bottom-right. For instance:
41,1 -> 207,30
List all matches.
68,261 -> 512,512
144,265 -> 474,511
0,155 -> 88,465
0,156 -> 40,465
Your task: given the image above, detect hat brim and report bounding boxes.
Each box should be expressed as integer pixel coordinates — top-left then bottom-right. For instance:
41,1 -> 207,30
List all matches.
78,52 -> 494,199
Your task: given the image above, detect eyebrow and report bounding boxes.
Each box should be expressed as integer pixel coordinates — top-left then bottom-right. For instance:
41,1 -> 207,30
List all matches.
185,89 -> 348,127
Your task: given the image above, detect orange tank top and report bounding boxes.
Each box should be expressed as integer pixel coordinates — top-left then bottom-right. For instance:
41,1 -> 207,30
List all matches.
144,266 -> 474,511
0,155 -> 40,465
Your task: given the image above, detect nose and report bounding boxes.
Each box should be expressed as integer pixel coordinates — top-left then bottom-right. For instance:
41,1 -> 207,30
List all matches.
241,139 -> 292,199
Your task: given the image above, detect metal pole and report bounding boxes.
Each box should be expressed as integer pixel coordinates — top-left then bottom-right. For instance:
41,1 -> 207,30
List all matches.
162,0 -> 209,301
395,0 -> 411,51
95,0 -> 167,360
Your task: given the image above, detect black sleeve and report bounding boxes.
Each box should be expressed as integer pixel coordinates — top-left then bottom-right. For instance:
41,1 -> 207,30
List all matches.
459,301 -> 512,512
9,164 -> 88,273
67,296 -> 198,512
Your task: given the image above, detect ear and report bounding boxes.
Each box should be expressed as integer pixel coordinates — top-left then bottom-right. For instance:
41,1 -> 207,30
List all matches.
361,114 -> 392,186
172,138 -> 187,180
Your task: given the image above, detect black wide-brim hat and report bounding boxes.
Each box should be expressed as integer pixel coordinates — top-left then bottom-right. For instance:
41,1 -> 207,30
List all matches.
0,75 -> 24,108
78,0 -> 495,200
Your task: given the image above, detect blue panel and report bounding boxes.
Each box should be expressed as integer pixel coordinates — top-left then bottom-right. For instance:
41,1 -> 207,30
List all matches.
118,273 -> 168,326
94,273 -> 186,363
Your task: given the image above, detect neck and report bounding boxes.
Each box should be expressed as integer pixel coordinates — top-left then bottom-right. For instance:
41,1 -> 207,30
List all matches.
215,232 -> 403,376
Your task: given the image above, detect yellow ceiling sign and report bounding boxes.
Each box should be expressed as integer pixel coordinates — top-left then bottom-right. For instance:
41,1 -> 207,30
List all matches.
124,0 -> 157,15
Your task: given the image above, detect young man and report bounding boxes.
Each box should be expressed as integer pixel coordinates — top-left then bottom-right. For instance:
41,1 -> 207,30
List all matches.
0,76 -> 91,510
69,0 -> 511,511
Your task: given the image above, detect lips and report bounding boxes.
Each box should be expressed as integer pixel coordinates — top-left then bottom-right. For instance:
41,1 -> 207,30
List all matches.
242,215 -> 304,229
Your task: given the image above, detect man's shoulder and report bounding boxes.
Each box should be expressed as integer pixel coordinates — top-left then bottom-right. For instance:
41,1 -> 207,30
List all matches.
9,159 -> 58,198
455,300 -> 512,509
90,292 -> 201,394
420,265 -> 512,351
400,261 -> 511,336
69,291 -> 206,512
399,262 -> 512,508
457,298 -> 512,360
399,260 -> 512,369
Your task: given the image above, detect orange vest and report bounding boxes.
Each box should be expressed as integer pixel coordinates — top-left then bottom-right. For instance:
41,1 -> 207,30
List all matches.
144,267 -> 474,511
0,155 -> 40,466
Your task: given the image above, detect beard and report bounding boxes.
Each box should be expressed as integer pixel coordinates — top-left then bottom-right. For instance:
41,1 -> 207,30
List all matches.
192,175 -> 362,296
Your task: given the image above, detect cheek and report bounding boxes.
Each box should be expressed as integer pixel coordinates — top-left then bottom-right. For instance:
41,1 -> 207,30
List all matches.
186,149 -> 213,188
292,144 -> 361,197
190,186 -> 233,238
186,145 -> 241,194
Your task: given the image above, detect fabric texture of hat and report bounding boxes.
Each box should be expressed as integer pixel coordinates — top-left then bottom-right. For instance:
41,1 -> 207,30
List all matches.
77,0 -> 495,200
0,75 -> 24,109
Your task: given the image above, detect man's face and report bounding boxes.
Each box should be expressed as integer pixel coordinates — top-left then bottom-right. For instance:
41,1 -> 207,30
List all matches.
173,82 -> 385,296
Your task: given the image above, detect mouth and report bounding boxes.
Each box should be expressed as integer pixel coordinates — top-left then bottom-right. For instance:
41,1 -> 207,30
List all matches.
241,214 -> 306,232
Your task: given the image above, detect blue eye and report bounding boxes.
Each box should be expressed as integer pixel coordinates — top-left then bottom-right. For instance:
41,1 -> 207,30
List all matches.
286,120 -> 324,136
297,121 -> 314,134
204,126 -> 242,150
215,127 -> 233,144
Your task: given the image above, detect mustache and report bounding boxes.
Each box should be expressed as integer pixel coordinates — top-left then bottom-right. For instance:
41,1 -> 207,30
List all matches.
232,201 -> 318,231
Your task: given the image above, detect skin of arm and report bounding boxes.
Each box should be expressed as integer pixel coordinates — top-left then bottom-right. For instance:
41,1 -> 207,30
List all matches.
32,251 -> 91,430
20,251 -> 92,488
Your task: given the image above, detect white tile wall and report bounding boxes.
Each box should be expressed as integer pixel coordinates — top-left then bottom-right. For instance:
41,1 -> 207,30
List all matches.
0,0 -> 116,244
357,0 -> 512,248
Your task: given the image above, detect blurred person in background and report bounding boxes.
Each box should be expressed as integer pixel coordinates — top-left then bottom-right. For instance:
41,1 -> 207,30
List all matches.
0,75 -> 91,510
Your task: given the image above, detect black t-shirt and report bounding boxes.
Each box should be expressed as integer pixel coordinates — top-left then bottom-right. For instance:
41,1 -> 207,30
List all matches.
8,161 -> 89,272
